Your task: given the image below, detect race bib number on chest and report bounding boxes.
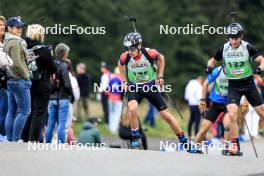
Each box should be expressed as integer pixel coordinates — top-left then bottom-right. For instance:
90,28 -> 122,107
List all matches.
223,41 -> 252,79
127,56 -> 155,83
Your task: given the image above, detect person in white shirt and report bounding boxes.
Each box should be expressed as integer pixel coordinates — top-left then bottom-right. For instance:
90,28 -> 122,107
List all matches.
184,76 -> 204,137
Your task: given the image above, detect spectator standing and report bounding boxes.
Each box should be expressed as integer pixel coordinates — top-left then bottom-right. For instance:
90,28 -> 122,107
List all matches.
108,67 -> 123,134
4,16 -> 31,142
45,43 -> 74,143
21,24 -> 56,142
76,63 -> 91,122
184,76 -> 204,137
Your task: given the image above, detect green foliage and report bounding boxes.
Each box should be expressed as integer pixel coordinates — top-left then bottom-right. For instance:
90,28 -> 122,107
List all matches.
1,0 -> 263,100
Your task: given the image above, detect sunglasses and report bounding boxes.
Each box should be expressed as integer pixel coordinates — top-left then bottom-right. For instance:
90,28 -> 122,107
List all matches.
125,45 -> 138,52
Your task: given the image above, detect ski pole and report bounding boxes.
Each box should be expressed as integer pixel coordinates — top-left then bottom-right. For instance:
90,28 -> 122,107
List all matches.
214,67 -> 258,158
124,16 -> 137,32
164,92 -> 184,120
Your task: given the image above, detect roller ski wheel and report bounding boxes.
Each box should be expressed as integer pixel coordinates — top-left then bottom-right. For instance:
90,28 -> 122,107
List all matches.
195,149 -> 204,154
222,149 -> 228,156
128,139 -> 143,150
188,148 -> 204,154
222,150 -> 243,156
226,142 -> 243,156
186,139 -> 203,154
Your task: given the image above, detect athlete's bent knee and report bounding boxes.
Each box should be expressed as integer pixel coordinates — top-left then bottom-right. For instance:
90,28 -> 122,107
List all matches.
128,102 -> 138,115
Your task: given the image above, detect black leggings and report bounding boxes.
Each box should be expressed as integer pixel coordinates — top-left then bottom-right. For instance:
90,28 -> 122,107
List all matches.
228,77 -> 263,107
101,93 -> 109,124
22,81 -> 50,142
188,105 -> 201,137
204,102 -> 226,123
127,87 -> 167,111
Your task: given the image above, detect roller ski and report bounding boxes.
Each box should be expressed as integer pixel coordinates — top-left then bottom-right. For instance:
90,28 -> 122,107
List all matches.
127,139 -> 143,150
177,135 -> 201,153
128,130 -> 143,150
187,139 -> 204,154
222,150 -> 243,156
188,147 -> 204,154
222,141 -> 243,156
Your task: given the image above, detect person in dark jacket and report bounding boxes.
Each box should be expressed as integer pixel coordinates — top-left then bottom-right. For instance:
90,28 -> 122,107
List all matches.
45,43 -> 74,143
76,63 -> 91,122
78,117 -> 103,145
21,24 -> 57,142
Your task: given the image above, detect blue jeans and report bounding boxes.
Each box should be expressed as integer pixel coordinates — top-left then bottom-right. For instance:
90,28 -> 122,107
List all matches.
46,99 -> 70,143
0,88 -> 8,135
5,79 -> 31,141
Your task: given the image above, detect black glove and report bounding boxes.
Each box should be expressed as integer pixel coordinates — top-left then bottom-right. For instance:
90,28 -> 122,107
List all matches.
70,95 -> 75,104
205,66 -> 213,75
0,69 -> 6,78
254,67 -> 263,75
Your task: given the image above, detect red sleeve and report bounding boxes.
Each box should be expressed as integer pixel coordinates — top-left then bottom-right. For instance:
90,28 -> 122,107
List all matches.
119,52 -> 127,65
147,49 -> 160,60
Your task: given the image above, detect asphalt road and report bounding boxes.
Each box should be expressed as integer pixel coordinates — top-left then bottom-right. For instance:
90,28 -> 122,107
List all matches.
0,138 -> 264,176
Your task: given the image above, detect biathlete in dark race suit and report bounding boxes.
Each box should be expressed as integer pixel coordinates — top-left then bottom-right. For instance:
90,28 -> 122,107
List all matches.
118,32 -> 191,150
206,22 -> 264,156
190,66 -> 248,155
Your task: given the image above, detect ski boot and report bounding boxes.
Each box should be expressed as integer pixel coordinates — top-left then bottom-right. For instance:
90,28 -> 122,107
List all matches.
128,130 -> 143,150
188,147 -> 204,154
188,141 -> 204,154
179,137 -> 201,153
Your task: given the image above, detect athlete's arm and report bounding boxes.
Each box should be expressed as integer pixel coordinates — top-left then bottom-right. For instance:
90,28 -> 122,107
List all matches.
248,44 -> 264,71
148,48 -> 164,85
199,80 -> 209,113
255,56 -> 264,70
118,53 -> 128,83
200,67 -> 219,112
147,48 -> 164,78
206,46 -> 223,74
157,54 -> 165,79
207,57 -> 218,68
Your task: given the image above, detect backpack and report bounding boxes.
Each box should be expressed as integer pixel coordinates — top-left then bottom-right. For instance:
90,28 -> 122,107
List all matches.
27,45 -> 46,81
